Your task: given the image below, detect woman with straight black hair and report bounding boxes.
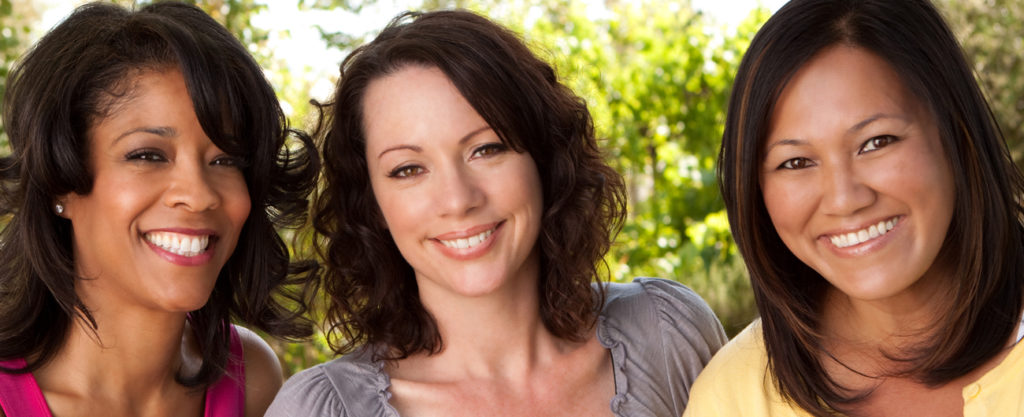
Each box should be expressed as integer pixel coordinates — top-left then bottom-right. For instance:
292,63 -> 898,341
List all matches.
268,9 -> 726,417
685,0 -> 1024,415
0,2 -> 319,416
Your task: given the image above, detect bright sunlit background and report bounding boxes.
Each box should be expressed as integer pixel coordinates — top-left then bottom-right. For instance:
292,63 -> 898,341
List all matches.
36,0 -> 788,107
7,0 -> 1021,373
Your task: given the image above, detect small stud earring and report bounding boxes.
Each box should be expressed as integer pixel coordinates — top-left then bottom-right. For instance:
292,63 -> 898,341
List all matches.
55,203 -> 64,215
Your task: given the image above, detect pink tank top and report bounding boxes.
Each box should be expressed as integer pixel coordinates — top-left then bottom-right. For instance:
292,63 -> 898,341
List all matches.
0,325 -> 245,416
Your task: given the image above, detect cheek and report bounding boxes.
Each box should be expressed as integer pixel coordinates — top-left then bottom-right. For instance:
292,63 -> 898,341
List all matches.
229,198 -> 251,231
500,159 -> 543,229
912,155 -> 956,232
223,178 -> 252,230
760,177 -> 823,262
79,175 -> 152,228
761,180 -> 805,234
522,168 -> 543,214
370,183 -> 419,241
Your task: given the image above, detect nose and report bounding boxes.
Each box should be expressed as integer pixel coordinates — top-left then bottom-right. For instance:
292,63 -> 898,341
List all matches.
164,158 -> 221,212
820,162 -> 875,216
437,163 -> 484,217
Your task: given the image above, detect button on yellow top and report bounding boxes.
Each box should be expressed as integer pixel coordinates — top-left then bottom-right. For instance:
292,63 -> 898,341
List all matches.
963,383 -> 981,399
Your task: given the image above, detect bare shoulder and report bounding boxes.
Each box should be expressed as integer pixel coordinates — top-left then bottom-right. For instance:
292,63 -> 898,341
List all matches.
235,325 -> 284,417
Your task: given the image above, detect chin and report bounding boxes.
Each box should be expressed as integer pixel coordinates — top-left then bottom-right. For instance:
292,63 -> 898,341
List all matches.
155,290 -> 216,313
832,279 -> 912,302
452,283 -> 505,298
446,274 -> 510,298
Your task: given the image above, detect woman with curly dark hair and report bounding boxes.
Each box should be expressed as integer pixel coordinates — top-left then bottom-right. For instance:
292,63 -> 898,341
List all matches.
685,0 -> 1024,415
268,9 -> 725,417
0,2 -> 319,416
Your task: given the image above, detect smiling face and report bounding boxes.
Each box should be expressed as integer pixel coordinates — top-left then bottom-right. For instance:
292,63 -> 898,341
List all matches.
62,69 -> 251,313
362,65 -> 544,300
760,45 -> 956,304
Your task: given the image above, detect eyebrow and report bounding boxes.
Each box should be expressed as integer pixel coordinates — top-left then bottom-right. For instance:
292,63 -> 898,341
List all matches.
113,126 -> 177,146
848,113 -> 906,132
763,138 -> 807,154
764,113 -> 908,153
376,125 -> 492,159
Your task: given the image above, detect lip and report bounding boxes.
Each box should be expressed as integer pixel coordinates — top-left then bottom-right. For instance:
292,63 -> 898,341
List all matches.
143,227 -> 218,267
819,215 -> 903,257
431,221 -> 503,260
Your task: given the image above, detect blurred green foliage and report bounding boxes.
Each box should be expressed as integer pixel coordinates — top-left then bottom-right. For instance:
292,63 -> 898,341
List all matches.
3,0 -> 1022,377
938,0 -> 1024,169
520,1 -> 767,336
0,0 -> 39,150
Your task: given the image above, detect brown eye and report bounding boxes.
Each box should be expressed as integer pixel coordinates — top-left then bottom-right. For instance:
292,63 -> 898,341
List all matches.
126,149 -> 168,162
779,157 -> 815,170
211,155 -> 246,169
388,165 -> 425,178
859,135 -> 899,153
471,143 -> 508,158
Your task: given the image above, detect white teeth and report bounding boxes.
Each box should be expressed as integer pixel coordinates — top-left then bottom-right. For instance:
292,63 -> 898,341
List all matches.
440,229 -> 494,250
145,231 -> 211,257
829,217 -> 900,248
845,232 -> 858,244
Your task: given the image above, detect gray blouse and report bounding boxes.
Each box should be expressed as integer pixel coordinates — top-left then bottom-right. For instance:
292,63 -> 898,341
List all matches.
266,278 -> 727,417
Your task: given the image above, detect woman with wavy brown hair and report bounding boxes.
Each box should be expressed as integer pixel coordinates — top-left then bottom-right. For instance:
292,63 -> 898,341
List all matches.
268,9 -> 725,417
0,2 -> 318,416
685,0 -> 1024,415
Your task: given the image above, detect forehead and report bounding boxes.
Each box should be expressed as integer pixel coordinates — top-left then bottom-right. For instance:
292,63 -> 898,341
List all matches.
89,63 -> 179,121
361,65 -> 485,152
89,70 -> 188,129
767,45 -> 926,140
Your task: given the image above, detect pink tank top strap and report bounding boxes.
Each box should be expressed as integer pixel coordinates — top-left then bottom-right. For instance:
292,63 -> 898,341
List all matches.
0,359 -> 54,417
203,324 -> 246,417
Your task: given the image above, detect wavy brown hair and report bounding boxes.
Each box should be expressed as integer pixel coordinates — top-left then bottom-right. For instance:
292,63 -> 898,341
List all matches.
313,10 -> 626,360
0,2 -> 320,388
718,0 -> 1024,415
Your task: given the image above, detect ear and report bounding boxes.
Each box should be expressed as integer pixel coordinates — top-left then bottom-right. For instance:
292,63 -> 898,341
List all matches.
55,193 -> 77,219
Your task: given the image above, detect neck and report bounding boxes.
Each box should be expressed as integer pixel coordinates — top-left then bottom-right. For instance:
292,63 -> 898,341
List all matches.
402,253 -> 581,381
36,298 -> 193,401
819,267 -> 953,377
824,288 -> 946,350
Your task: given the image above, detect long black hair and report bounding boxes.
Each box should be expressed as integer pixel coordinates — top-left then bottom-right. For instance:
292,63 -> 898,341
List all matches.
0,1 -> 319,387
719,0 -> 1024,414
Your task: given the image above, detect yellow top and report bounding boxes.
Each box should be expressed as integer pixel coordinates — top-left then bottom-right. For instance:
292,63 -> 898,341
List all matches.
683,320 -> 1024,416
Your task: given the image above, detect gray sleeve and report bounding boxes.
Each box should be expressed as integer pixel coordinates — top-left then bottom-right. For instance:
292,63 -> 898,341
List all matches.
602,278 -> 728,416
265,365 -> 345,417
637,277 -> 728,391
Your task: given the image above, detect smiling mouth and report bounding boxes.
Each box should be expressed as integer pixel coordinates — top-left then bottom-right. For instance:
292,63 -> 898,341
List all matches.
828,216 -> 900,248
144,231 -> 212,257
438,227 -> 495,250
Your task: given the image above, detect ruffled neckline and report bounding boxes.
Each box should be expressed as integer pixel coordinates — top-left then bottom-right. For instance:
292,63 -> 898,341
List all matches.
364,347 -> 401,417
365,308 -> 629,417
596,310 -> 630,416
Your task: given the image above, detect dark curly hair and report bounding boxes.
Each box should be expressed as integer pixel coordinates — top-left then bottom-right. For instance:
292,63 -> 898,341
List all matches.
718,0 -> 1024,414
0,2 -> 320,388
313,9 -> 626,360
